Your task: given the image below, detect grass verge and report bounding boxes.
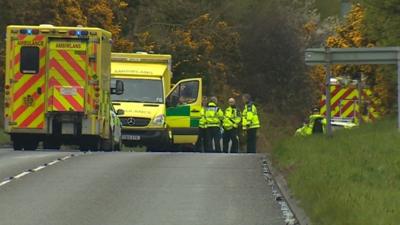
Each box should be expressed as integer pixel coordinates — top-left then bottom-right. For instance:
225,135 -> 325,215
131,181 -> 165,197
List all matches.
0,128 -> 10,145
273,118 -> 400,225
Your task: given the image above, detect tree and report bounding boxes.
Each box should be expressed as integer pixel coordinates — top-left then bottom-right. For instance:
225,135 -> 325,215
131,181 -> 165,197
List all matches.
239,0 -> 316,114
311,4 -> 394,114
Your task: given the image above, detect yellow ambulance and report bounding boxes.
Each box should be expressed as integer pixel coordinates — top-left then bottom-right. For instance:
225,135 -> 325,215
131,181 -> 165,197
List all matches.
111,53 -> 202,151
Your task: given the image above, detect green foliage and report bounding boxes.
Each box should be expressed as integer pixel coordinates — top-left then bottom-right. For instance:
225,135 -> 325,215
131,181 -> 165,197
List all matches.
315,0 -> 342,18
274,119 -> 400,225
362,0 -> 400,46
0,128 -> 10,145
239,0 -> 316,115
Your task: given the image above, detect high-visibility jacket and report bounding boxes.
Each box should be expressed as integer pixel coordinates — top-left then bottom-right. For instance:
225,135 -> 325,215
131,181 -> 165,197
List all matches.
205,102 -> 224,128
309,114 -> 326,134
242,103 -> 260,130
223,106 -> 241,130
295,114 -> 326,136
199,107 -> 207,128
295,124 -> 312,136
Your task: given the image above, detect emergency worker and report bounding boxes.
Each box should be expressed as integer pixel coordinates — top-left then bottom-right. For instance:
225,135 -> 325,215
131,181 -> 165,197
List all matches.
223,98 -> 241,153
205,96 -> 224,153
294,108 -> 326,136
195,96 -> 208,152
309,108 -> 326,134
242,94 -> 260,153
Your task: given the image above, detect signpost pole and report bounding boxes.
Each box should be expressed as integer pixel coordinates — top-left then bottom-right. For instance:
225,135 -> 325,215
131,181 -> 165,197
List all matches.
397,50 -> 400,130
325,47 -> 333,136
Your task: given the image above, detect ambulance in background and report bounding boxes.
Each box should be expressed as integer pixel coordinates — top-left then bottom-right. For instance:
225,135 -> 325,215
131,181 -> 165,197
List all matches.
111,53 -> 202,151
320,77 -> 380,126
4,25 -> 123,151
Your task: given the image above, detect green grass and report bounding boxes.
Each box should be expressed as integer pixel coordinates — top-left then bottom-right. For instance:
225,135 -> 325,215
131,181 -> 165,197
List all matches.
273,118 -> 400,225
0,128 -> 10,145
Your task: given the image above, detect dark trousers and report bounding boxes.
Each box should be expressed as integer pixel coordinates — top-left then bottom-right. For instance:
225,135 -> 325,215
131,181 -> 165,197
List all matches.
246,128 -> 258,153
195,128 -> 207,152
223,128 -> 239,153
206,127 -> 221,153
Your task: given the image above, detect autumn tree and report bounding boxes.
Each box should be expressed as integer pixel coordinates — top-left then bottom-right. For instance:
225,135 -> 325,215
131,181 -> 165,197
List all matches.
310,4 -> 395,114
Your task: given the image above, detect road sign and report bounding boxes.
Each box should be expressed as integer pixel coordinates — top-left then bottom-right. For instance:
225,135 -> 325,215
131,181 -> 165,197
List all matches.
305,47 -> 400,134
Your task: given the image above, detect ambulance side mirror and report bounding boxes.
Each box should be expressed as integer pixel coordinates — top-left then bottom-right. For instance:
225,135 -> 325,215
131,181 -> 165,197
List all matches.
111,80 -> 124,95
116,109 -> 125,115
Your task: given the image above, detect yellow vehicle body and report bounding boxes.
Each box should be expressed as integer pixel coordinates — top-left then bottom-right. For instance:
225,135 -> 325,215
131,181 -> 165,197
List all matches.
4,25 -> 114,151
111,53 -> 202,150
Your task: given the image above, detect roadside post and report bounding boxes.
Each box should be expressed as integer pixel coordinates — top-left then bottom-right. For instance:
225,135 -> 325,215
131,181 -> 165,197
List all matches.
324,47 -> 333,136
305,47 -> 400,132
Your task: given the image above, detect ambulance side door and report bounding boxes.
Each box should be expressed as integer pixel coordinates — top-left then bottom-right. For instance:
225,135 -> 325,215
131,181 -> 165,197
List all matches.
166,78 -> 202,144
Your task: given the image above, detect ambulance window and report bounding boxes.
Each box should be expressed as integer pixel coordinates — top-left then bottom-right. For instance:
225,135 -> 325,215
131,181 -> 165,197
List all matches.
168,86 -> 181,107
167,80 -> 199,107
179,81 -> 199,104
20,46 -> 40,74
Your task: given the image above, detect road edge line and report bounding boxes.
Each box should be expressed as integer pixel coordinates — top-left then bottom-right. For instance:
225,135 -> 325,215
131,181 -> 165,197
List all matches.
262,155 -> 312,225
0,153 -> 80,189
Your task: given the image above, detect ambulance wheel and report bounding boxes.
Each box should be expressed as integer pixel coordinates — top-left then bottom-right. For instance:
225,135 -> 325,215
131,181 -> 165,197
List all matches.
43,140 -> 61,150
102,139 -> 114,152
80,142 -> 100,152
23,140 -> 39,151
102,128 -> 114,152
146,146 -> 157,152
13,142 -> 23,151
79,145 -> 90,152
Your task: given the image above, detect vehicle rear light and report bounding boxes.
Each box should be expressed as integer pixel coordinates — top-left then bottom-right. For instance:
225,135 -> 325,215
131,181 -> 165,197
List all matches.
20,29 -> 39,35
68,30 -> 76,36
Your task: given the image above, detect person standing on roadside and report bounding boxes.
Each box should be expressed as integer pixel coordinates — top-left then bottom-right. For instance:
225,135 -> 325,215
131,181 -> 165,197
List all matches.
223,98 -> 241,153
205,96 -> 224,153
242,94 -> 260,153
195,96 -> 208,152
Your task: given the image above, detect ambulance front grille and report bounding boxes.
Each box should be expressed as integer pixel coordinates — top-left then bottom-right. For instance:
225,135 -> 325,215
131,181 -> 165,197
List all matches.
120,117 -> 151,127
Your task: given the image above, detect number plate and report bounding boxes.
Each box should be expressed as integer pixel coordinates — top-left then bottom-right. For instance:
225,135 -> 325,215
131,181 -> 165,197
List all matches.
60,87 -> 77,96
122,135 -> 141,141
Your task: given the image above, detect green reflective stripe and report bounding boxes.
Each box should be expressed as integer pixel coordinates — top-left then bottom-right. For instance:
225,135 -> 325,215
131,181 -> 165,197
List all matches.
190,118 -> 199,127
166,105 -> 190,116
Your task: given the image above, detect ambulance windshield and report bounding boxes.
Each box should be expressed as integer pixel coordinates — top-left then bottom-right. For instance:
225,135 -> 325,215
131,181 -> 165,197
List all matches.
111,78 -> 164,104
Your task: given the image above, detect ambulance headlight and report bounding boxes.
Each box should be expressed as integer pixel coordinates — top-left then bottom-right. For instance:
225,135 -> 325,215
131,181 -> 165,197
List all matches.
152,114 -> 165,126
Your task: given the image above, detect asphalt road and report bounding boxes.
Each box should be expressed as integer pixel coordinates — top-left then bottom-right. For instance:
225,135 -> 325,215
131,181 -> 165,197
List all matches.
0,148 -> 284,225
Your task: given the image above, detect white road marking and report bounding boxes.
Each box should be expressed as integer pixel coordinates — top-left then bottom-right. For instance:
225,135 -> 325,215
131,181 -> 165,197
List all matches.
32,165 -> 46,172
47,160 -> 60,166
0,154 -> 80,189
61,156 -> 71,160
14,171 -> 31,179
0,180 -> 11,187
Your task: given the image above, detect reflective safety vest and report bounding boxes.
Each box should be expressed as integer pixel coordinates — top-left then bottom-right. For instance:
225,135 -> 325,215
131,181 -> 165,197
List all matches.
295,114 -> 326,136
205,102 -> 224,128
242,103 -> 260,130
223,106 -> 241,130
309,114 -> 326,134
199,107 -> 207,128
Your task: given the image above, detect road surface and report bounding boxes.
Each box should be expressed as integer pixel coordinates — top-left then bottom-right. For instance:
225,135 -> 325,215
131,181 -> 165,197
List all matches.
0,148 -> 284,225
